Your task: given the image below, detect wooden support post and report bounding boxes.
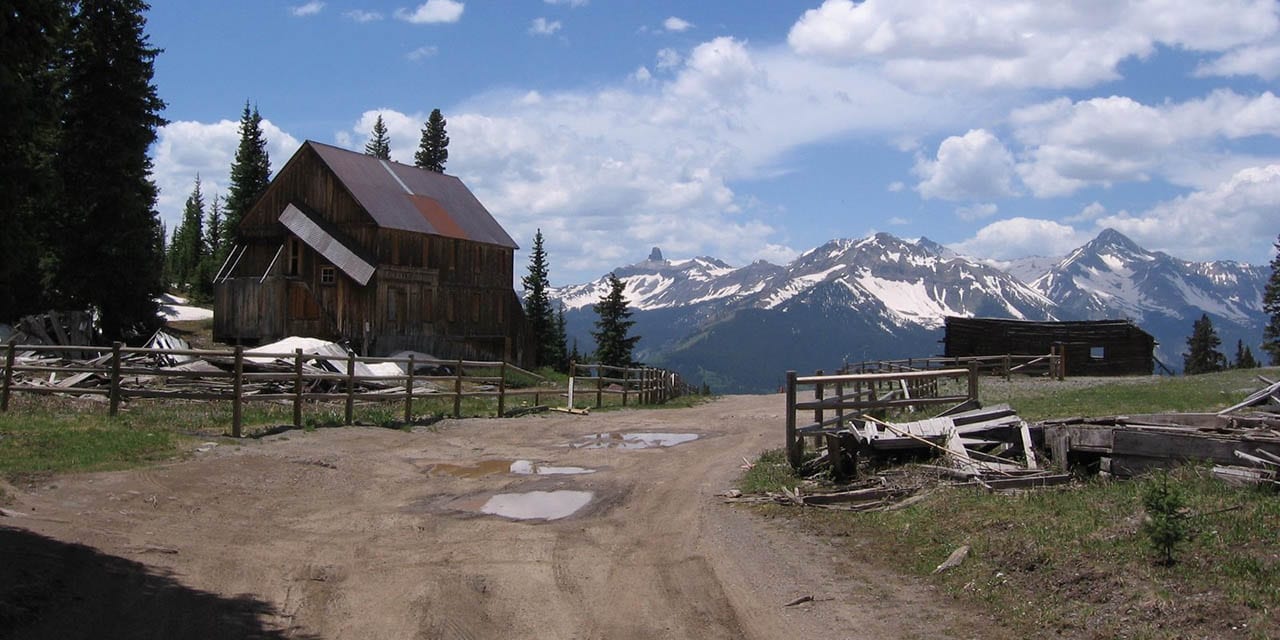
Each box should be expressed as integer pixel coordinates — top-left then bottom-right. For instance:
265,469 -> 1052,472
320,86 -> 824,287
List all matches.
622,367 -> 629,406
1,338 -> 15,412
813,369 -> 824,429
405,355 -> 416,424
825,434 -> 847,481
785,371 -> 800,468
293,348 -> 303,428
834,381 -> 844,428
1058,346 -> 1067,380
497,361 -> 506,417
967,361 -> 979,403
345,352 -> 356,425
232,345 -> 244,438
595,369 -> 603,409
109,342 -> 123,417
453,358 -> 463,418
1003,354 -> 1011,381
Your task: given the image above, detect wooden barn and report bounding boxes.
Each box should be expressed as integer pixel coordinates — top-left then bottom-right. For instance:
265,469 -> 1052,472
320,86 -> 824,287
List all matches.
943,317 -> 1156,376
213,140 -> 531,366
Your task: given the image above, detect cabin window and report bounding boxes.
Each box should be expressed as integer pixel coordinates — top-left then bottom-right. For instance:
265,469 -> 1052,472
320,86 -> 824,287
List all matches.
1090,346 -> 1105,360
287,237 -> 302,276
320,266 -> 335,285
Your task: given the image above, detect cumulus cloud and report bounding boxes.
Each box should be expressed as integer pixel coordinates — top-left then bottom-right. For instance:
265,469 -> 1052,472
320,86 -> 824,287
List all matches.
395,0 -> 464,24
345,9 -> 382,22
951,217 -> 1089,260
664,16 -> 693,32
955,202 -> 997,221
787,0 -> 1279,90
1196,41 -> 1280,80
914,129 -> 1016,201
290,1 -> 324,17
655,47 -> 681,69
529,17 -> 561,36
1065,201 -> 1106,223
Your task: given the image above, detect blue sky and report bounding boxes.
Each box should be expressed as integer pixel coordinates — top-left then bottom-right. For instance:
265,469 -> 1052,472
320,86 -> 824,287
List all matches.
147,0 -> 1280,284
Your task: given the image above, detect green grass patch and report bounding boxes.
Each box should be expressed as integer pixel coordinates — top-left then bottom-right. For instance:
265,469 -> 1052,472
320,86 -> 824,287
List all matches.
738,449 -> 802,494
0,412 -> 178,476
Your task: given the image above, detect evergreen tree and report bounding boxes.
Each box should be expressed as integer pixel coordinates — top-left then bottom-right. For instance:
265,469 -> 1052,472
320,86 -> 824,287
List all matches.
552,303 -> 570,372
225,101 -> 271,240
591,273 -> 640,368
1263,234 -> 1280,365
521,229 -> 556,368
414,108 -> 449,173
46,0 -> 167,338
1233,339 -> 1258,369
167,175 -> 205,290
365,114 -> 391,160
1183,313 -> 1226,375
188,193 -> 222,302
0,0 -> 70,320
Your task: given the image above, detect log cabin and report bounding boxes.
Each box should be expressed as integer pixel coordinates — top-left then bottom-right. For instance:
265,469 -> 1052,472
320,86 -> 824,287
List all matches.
943,316 -> 1156,376
213,140 -> 531,366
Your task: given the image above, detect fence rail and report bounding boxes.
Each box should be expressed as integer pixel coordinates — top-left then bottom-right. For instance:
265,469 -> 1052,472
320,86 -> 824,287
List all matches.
784,366 -> 982,467
1,340 -> 689,436
566,362 -> 696,409
841,352 -> 1064,380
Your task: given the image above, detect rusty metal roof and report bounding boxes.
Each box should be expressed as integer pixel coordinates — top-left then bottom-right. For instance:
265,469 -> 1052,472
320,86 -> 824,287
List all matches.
305,140 -> 518,250
279,203 -> 377,285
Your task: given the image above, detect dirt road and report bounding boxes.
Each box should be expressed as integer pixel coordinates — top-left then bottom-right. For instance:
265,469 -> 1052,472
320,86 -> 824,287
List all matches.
2,395 -> 1000,639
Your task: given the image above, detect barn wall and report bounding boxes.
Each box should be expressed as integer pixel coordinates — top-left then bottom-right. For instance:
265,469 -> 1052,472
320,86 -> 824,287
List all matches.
944,317 -> 1154,376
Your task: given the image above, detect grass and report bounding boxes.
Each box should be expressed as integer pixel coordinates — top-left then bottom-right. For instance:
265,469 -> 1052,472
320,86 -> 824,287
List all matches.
742,367 -> 1280,639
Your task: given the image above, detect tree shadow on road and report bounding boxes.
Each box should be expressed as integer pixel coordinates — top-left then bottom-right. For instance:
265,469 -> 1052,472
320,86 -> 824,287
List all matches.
0,526 -> 315,640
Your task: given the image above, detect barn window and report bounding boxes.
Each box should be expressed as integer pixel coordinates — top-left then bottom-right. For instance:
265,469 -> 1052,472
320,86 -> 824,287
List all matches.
320,266 -> 335,285
287,237 -> 302,276
1090,346 -> 1105,360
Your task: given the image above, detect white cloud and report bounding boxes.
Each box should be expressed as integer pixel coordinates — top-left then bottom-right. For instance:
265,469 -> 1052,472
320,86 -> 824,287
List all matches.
914,129 -> 1016,201
787,0 -> 1280,90
529,17 -> 562,36
406,45 -> 438,61
631,66 -> 652,83
655,47 -> 681,69
664,16 -> 693,32
290,1 -> 324,17
151,119 -> 300,236
1011,91 -> 1280,197
1065,201 -> 1106,223
544,0 -> 587,6
887,181 -> 904,192
887,216 -> 909,225
955,202 -> 997,221
395,0 -> 464,24
1196,41 -> 1280,80
952,217 -> 1088,260
345,9 -> 382,22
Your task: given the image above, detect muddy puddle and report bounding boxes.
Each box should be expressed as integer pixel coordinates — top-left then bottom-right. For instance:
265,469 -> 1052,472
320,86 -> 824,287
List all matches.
571,432 -> 699,450
479,490 -> 594,521
427,460 -> 594,478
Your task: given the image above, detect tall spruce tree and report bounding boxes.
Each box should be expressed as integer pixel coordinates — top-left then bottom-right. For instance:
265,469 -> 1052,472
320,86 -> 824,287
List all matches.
0,0 -> 70,320
188,193 -> 222,301
552,303 -> 570,372
592,273 -> 640,368
1233,339 -> 1258,369
414,108 -> 449,173
1263,234 -> 1280,365
47,0 -> 167,338
167,175 -> 205,290
225,101 -> 271,241
521,230 -> 556,368
365,114 -> 391,159
1183,313 -> 1226,375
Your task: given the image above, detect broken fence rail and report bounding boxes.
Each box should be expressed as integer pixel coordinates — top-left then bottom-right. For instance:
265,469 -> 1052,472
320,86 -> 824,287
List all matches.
842,352 -> 1064,380
784,366 -> 981,467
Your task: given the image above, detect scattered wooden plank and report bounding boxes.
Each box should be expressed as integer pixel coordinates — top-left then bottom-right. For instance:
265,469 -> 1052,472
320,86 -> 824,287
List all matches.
932,545 -> 970,574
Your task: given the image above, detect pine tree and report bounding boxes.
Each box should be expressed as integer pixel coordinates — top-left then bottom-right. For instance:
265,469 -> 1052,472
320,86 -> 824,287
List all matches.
1263,234 -> 1280,365
521,230 -> 556,368
0,0 -> 70,320
189,193 -> 222,302
167,175 -> 205,290
592,273 -> 640,368
47,0 -> 167,338
1183,314 -> 1226,375
225,101 -> 271,240
552,303 -> 570,372
1233,339 -> 1258,369
365,114 -> 391,159
414,108 -> 449,173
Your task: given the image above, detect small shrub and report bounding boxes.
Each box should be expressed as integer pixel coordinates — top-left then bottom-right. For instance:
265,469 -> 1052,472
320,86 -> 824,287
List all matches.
1141,471 -> 1189,565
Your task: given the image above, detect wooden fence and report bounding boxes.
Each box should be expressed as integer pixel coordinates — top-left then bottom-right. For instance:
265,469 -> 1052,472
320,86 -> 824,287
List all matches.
566,362 -> 695,409
784,366 -> 981,467
841,352 -> 1064,380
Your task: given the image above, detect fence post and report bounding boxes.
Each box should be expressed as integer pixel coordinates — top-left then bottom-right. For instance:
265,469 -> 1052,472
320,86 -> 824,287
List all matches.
813,369 -> 824,432
1,339 -> 15,412
785,370 -> 800,468
293,348 -> 303,429
967,361 -> 979,403
345,352 -> 356,425
622,367 -> 630,407
232,345 -> 243,438
834,380 -> 844,429
405,354 -> 415,424
567,361 -> 576,411
108,341 -> 123,417
1003,354 -> 1011,381
497,361 -> 507,417
453,358 -> 463,418
595,367 -> 603,409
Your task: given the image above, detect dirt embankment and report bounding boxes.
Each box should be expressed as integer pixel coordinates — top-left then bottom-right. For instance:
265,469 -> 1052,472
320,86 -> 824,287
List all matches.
1,396 -> 1004,639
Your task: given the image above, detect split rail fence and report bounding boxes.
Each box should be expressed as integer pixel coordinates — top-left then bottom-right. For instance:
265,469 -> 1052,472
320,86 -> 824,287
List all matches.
784,366 -> 981,467
842,352 -> 1064,380
1,342 -> 693,437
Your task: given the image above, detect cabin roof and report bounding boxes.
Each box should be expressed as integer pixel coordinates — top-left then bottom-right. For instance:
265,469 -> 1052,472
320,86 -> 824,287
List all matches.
305,140 -> 518,250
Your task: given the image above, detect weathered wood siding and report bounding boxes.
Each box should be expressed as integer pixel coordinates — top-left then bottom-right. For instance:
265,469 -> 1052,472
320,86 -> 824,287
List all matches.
943,317 -> 1154,376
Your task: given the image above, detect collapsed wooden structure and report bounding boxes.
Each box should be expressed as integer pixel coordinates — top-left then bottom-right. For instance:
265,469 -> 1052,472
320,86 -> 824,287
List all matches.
944,317 -> 1156,376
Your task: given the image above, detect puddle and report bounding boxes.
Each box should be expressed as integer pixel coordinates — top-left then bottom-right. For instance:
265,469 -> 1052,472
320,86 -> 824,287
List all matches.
480,490 -> 594,521
571,432 -> 699,450
428,459 -> 594,478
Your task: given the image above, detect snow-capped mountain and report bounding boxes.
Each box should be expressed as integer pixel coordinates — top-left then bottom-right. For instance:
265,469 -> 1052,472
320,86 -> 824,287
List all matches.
553,229 -> 1268,392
